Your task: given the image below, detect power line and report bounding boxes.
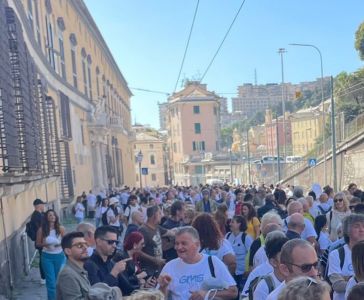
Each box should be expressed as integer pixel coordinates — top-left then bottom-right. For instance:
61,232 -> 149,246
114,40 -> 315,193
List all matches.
173,0 -> 200,93
130,87 -> 170,96
200,0 -> 248,82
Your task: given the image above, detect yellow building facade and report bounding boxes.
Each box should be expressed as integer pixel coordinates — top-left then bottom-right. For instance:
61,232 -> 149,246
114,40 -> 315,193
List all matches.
291,109 -> 324,156
134,132 -> 168,188
0,1 -> 135,296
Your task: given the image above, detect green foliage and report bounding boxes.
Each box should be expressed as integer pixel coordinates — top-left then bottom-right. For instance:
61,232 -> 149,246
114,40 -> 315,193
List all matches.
334,68 -> 364,122
355,21 -> 364,60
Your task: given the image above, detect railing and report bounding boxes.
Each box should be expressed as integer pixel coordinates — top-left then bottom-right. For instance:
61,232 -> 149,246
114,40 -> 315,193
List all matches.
283,112 -> 364,180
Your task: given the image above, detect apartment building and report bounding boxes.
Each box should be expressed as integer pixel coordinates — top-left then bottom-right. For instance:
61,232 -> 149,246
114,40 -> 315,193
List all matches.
167,81 -> 221,185
0,1 -> 134,296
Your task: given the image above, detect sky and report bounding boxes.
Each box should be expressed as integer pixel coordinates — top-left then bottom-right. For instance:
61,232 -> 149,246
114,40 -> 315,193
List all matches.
84,0 -> 364,129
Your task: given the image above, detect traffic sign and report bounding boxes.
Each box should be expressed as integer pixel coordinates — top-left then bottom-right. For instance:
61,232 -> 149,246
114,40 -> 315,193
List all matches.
141,167 -> 148,175
308,158 -> 317,167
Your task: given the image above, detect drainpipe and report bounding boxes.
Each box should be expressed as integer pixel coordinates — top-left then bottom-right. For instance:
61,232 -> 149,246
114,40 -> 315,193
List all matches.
0,197 -> 14,290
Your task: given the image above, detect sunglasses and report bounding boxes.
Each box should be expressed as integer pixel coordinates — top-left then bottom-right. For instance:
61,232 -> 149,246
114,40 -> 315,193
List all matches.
334,198 -> 344,203
101,238 -> 119,245
286,261 -> 319,273
71,242 -> 88,249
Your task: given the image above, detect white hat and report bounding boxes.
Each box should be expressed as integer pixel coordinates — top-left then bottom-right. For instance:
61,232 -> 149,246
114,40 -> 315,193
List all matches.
109,197 -> 119,205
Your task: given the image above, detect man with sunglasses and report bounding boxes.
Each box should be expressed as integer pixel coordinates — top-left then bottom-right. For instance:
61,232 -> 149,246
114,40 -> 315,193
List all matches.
267,239 -> 319,300
84,225 -> 129,290
56,232 -> 91,299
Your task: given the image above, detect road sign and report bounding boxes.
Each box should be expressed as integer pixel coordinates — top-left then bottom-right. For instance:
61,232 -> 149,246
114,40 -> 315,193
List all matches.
141,167 -> 148,175
308,158 -> 317,167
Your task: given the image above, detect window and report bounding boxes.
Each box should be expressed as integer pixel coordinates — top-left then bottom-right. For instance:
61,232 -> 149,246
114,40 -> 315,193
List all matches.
81,53 -> 87,96
87,55 -> 92,100
151,174 -> 157,181
45,16 -> 55,69
58,35 -> 66,79
60,92 -> 72,138
150,155 -> 155,165
193,105 -> 200,114
149,144 -> 154,149
173,143 -> 177,153
194,123 -> 201,134
81,124 -> 85,145
192,141 -> 196,151
214,107 -> 217,115
27,0 -> 34,32
195,166 -> 203,174
201,141 -> 205,151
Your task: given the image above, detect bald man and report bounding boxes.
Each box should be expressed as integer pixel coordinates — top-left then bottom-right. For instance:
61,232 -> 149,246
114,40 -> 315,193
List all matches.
286,213 -> 305,240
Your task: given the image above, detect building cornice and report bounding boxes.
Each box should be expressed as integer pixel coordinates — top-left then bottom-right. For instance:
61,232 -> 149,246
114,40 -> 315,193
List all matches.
70,0 -> 132,97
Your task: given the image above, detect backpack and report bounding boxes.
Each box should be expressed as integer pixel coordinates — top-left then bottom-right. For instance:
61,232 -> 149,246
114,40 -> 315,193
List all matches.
322,244 -> 345,283
208,255 -> 215,278
72,205 -> 76,215
226,232 -> 247,250
101,207 -> 110,225
317,205 -> 331,215
25,220 -> 37,241
247,274 -> 274,300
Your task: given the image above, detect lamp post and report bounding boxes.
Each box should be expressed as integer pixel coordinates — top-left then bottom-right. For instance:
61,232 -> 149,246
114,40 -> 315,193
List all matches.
278,48 -> 287,159
289,43 -> 327,185
136,150 -> 143,189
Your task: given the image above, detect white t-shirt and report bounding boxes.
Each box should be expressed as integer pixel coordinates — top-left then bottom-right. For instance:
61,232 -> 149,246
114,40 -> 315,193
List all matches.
242,261 -> 273,296
201,239 -> 235,262
160,254 -> 236,300
124,205 -> 141,224
345,276 -> 358,299
107,207 -> 121,227
328,244 -> 353,300
253,246 -> 268,269
318,231 -> 332,251
75,203 -> 85,219
311,201 -> 331,218
225,232 -> 253,275
266,281 -> 286,300
253,272 -> 282,300
86,193 -> 97,210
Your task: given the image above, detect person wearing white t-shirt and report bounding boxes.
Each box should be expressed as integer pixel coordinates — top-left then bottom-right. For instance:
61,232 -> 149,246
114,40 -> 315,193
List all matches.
267,239 -> 319,300
158,226 -> 238,300
74,197 -> 85,224
225,215 -> 253,289
345,240 -> 364,299
328,214 -> 364,300
123,195 -> 142,225
253,232 -> 288,300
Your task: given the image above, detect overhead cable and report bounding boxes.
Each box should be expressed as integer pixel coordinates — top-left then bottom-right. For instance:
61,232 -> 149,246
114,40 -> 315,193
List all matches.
173,0 -> 200,93
199,0 -> 248,82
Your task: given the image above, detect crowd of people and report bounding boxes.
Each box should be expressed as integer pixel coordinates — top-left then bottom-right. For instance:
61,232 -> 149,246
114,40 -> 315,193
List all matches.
26,182 -> 364,299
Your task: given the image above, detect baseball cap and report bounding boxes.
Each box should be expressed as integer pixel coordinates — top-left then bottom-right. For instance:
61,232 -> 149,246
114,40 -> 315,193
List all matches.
109,197 -> 119,205
33,198 -> 46,206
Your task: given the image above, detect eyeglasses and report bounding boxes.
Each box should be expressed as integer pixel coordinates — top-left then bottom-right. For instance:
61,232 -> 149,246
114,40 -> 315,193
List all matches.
286,261 -> 319,273
71,242 -> 88,249
306,277 -> 318,288
101,238 -> 119,245
334,198 -> 344,203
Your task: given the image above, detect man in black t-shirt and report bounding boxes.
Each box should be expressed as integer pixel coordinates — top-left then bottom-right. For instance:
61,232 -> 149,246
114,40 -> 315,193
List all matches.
30,198 -> 46,283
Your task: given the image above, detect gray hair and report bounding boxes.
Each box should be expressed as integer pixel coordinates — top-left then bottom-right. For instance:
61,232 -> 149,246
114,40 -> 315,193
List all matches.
280,239 -> 313,265
261,211 -> 283,229
265,230 -> 286,244
342,214 -> 364,243
278,276 -> 331,300
293,186 -> 304,198
76,222 -> 96,236
175,226 -> 200,242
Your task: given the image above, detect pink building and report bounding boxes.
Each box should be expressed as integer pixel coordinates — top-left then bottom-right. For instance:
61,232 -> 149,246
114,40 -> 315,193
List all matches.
265,110 -> 292,157
167,81 -> 221,185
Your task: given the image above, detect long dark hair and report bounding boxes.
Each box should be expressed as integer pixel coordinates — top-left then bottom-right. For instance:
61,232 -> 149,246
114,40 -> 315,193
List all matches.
192,213 -> 222,250
242,202 -> 257,221
41,209 -> 61,237
314,214 -> 327,241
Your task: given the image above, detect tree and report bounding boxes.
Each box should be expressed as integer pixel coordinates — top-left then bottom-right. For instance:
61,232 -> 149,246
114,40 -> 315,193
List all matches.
334,69 -> 364,122
355,21 -> 364,60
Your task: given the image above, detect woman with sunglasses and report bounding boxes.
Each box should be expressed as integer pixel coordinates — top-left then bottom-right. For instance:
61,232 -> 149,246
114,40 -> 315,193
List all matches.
327,192 -> 351,241
278,276 -> 331,300
36,209 -> 66,300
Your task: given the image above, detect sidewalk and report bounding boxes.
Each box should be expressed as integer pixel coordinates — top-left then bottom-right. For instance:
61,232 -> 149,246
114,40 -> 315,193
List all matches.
10,217 -> 84,300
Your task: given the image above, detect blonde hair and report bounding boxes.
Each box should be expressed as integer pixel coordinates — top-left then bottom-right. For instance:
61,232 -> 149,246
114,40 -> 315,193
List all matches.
126,289 -> 165,300
333,192 -> 350,212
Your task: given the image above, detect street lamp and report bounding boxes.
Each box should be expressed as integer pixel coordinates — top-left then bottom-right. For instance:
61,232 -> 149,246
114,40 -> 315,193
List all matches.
289,43 -> 327,185
136,150 -> 143,189
278,48 -> 287,159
